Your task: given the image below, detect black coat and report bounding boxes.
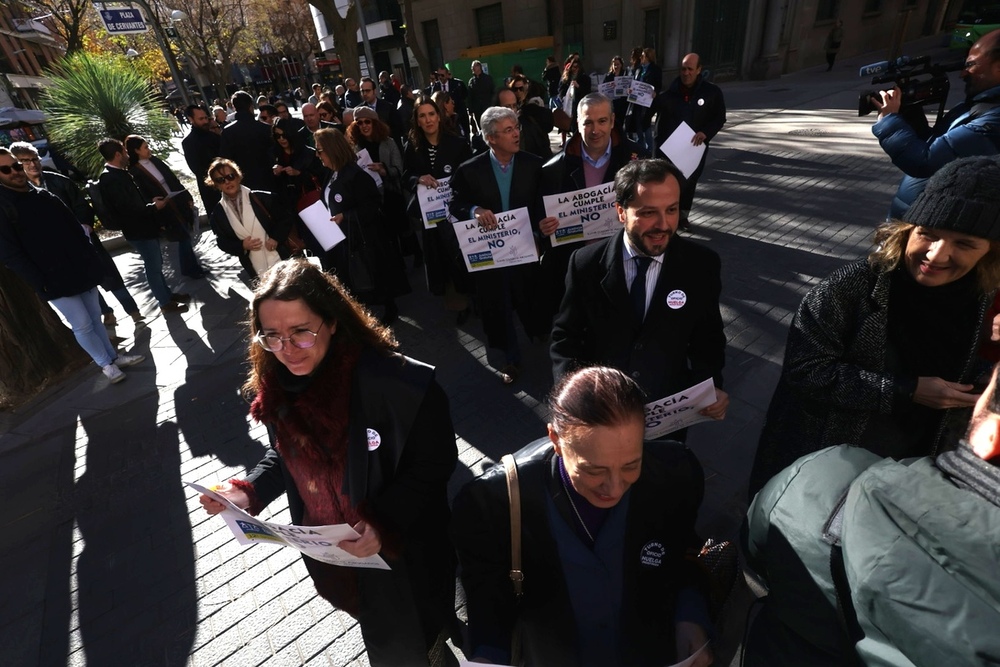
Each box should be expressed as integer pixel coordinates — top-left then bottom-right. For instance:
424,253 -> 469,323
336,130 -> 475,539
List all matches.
129,155 -> 195,238
97,166 -> 162,240
452,437 -> 706,666
650,75 -> 727,155
208,189 -> 292,278
181,126 -> 222,210
627,63 -> 663,133
550,232 -> 726,400
245,348 -> 458,659
449,150 -> 550,346
219,111 -> 275,191
0,185 -> 104,299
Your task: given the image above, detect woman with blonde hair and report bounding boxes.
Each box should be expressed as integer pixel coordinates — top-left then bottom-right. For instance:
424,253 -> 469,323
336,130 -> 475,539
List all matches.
750,156 -> 1000,495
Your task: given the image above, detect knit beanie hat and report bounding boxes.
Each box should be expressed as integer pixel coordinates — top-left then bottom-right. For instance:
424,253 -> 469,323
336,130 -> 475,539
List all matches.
904,155 -> 1000,241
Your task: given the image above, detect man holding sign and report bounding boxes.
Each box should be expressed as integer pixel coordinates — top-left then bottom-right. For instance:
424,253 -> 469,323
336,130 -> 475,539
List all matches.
649,53 -> 726,227
551,159 -> 728,436
539,92 -> 645,323
450,106 -> 549,384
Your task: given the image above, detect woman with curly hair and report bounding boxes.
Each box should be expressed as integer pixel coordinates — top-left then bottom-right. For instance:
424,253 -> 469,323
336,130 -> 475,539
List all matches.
750,156 -> 1000,495
198,259 -> 458,666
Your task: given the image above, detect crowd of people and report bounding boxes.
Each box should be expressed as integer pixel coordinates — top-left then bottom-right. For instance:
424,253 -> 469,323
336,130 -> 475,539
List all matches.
3,31 -> 1000,666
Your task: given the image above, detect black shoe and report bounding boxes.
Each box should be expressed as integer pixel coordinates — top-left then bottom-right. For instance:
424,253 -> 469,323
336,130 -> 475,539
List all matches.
170,292 -> 191,303
679,217 -> 691,230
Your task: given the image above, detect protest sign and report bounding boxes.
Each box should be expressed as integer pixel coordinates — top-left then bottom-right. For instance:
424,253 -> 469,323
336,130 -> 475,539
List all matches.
417,177 -> 452,229
614,75 -> 632,98
643,378 -> 718,439
455,207 -> 539,272
543,181 -> 619,246
185,482 -> 390,570
627,80 -> 655,107
598,81 -> 616,98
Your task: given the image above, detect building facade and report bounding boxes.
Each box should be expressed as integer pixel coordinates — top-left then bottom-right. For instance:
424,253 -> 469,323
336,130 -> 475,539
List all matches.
0,5 -> 63,109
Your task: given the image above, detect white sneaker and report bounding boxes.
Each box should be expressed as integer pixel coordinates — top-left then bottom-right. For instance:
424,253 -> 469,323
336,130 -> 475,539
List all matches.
103,364 -> 126,383
114,353 -> 145,368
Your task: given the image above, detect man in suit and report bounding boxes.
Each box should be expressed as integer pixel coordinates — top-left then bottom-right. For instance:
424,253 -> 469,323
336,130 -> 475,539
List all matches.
450,106 -> 548,385
219,90 -> 275,191
96,138 -> 189,315
649,53 -> 726,227
432,65 -> 469,138
358,77 -> 404,141
538,92 -> 645,325
182,103 -> 222,212
550,158 -> 728,422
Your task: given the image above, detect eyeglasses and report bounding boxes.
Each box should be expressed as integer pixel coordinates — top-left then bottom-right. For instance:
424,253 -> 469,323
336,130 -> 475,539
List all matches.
512,86 -> 524,92
356,119 -> 373,125
212,172 -> 238,184
254,328 -> 320,352
0,163 -> 25,175
18,157 -> 40,164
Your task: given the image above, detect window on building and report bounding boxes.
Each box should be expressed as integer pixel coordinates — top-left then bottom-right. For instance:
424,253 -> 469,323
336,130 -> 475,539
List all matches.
815,0 -> 840,22
564,0 -> 584,48
422,19 -> 443,69
644,9 -> 661,56
476,3 -> 505,46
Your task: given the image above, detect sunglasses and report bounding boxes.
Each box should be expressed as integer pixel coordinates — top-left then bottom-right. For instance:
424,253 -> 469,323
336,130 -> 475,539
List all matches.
212,172 -> 238,184
512,86 -> 524,92
274,131 -> 285,138
356,119 -> 373,125
0,163 -> 25,175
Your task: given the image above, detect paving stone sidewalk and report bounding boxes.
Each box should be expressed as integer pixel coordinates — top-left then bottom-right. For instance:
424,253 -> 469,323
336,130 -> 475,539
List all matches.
0,35 -> 961,666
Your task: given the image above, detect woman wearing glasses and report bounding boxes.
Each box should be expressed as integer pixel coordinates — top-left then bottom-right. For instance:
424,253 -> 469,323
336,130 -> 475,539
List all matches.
205,158 -> 292,279
198,259 -> 458,666
271,116 -> 324,215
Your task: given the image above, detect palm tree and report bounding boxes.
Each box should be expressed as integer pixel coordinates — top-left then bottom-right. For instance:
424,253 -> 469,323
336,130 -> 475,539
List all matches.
41,52 -> 175,178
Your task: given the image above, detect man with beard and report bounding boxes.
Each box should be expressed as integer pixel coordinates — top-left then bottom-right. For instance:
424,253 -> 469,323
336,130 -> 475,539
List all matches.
872,28 -> 1000,218
182,104 -> 222,211
550,159 -> 728,430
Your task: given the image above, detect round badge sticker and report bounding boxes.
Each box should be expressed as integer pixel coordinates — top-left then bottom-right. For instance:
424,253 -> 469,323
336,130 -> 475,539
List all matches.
666,290 -> 687,309
697,98 -> 705,106
366,428 -> 381,451
640,541 -> 665,567
334,193 -> 343,203
444,164 -> 453,173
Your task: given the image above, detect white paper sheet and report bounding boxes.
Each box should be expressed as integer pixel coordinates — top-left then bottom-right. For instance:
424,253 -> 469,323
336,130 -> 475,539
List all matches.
666,641 -> 711,667
644,378 -> 718,439
627,80 -> 655,107
186,482 -> 390,570
355,148 -> 384,189
297,199 -> 345,251
659,121 -> 707,179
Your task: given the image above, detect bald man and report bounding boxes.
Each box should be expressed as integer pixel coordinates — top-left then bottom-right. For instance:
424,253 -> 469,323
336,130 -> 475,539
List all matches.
649,53 -> 726,228
872,28 -> 1000,219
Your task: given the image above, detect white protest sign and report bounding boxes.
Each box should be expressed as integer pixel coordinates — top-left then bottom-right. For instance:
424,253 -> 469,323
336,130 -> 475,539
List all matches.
598,81 -> 616,99
660,121 -> 707,179
417,176 -> 452,229
627,80 -> 655,107
614,75 -> 632,98
455,207 -> 539,272
355,148 -> 384,189
298,199 -> 345,251
543,181 -> 618,246
643,378 -> 718,439
185,482 -> 390,570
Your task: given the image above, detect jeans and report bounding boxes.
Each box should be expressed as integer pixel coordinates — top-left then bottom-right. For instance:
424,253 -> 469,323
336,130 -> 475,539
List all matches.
98,287 -> 140,315
130,238 -> 172,306
175,234 -> 202,277
49,287 -> 117,367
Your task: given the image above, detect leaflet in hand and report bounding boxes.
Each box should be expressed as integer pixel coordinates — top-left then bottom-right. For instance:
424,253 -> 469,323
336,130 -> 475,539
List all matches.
185,482 -> 390,570
644,378 -> 718,439
659,121 -> 706,179
543,181 -> 618,246
355,148 -> 384,189
627,80 -> 655,107
298,199 -> 345,251
417,176 -> 453,229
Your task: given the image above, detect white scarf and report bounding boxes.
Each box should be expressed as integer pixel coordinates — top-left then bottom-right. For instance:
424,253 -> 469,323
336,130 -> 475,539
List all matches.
221,185 -> 281,276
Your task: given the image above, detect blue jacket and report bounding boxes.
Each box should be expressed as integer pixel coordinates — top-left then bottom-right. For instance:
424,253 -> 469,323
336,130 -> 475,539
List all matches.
873,84 -> 1000,218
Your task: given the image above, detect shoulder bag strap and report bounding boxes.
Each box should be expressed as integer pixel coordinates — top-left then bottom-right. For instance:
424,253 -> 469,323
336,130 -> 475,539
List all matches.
500,454 -> 524,599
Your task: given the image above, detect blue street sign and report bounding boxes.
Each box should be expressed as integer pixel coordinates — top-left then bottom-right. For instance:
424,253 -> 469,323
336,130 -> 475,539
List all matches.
97,7 -> 148,35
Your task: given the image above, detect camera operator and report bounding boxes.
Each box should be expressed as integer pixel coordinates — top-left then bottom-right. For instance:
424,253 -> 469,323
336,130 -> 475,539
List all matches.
872,28 -> 1000,219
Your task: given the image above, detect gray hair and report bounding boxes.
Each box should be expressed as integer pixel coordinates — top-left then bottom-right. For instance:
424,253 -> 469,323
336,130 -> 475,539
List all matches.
578,92 -> 613,117
480,106 -> 517,139
8,141 -> 38,157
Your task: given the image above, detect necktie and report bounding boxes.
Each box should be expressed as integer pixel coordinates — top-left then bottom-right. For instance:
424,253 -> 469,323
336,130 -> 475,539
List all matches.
630,256 -> 653,322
